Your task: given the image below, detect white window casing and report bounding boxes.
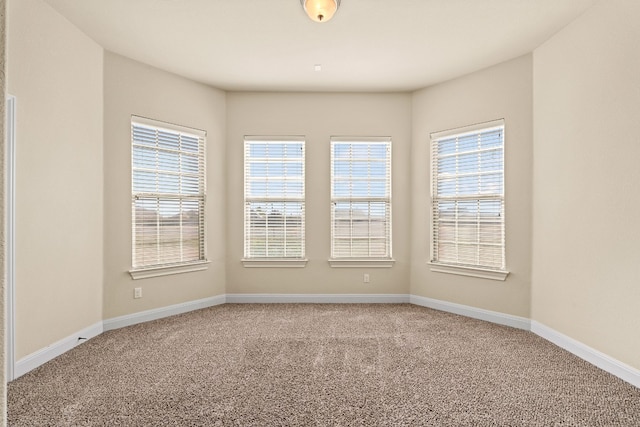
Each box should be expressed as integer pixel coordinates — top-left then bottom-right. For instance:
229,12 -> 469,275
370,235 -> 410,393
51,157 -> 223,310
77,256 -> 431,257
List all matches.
330,137 -> 394,267
243,136 -> 307,267
129,116 -> 208,279
429,119 -> 508,281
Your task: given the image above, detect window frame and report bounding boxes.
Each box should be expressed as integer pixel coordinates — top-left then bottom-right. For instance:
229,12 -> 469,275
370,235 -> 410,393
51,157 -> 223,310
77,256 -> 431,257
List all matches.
129,116 -> 209,280
429,119 -> 508,281
329,136 -> 394,268
242,136 -> 307,268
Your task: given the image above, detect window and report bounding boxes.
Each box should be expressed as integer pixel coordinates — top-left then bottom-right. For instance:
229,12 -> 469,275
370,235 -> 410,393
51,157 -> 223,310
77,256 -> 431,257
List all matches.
130,116 -> 207,279
430,119 -> 508,280
330,137 -> 393,267
243,137 -> 306,267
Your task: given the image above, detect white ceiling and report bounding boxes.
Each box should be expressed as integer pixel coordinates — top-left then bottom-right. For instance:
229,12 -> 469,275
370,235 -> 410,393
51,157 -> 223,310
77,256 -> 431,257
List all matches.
43,0 -> 597,92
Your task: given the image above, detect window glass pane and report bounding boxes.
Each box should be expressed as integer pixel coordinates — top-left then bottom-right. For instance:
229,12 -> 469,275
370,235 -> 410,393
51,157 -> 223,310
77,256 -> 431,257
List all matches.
181,135 -> 199,153
333,181 -> 350,197
157,150 -> 179,172
133,146 -> 157,169
369,239 -> 388,257
437,138 -> 457,156
480,173 -> 503,194
457,134 -> 478,152
479,129 -> 503,149
157,130 -> 180,150
436,201 -> 456,219
285,142 -> 304,157
351,144 -> 369,158
352,181 -> 369,197
249,161 -> 269,177
369,181 -> 386,197
285,161 -> 303,177
369,161 -> 386,177
181,154 -> 199,173
181,175 -> 200,195
334,160 -> 351,177
133,170 -> 157,193
349,239 -> 370,257
369,144 -> 388,159
479,199 -> 502,217
480,149 -> 502,172
132,126 -> 158,147
457,152 -> 479,174
157,173 -> 179,193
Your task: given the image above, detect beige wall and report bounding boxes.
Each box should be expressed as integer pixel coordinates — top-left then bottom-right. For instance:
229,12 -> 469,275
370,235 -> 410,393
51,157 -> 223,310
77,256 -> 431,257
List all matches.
532,0 -> 640,369
103,52 -> 226,319
226,92 -> 412,294
6,0 -> 639,386
7,0 -> 104,359
410,55 -> 534,318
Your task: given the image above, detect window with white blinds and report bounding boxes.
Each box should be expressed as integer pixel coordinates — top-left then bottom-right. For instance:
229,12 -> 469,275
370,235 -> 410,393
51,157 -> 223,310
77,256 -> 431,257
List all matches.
430,120 -> 505,271
244,137 -> 305,260
330,137 -> 392,260
131,116 -> 207,271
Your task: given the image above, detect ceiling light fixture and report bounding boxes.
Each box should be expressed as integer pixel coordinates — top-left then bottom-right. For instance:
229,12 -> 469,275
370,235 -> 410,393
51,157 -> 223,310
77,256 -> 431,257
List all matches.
301,0 -> 341,23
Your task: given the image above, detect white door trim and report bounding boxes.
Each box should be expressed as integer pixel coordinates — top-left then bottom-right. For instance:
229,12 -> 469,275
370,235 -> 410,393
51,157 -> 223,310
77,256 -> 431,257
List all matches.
6,95 -> 16,382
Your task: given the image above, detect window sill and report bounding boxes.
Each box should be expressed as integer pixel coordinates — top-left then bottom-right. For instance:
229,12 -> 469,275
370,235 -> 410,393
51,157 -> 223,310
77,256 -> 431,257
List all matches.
242,258 -> 308,268
428,262 -> 509,281
329,258 -> 395,268
129,260 -> 210,280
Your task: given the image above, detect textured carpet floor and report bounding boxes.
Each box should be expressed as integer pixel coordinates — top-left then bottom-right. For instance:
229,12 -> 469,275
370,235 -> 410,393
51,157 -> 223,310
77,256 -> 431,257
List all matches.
8,304 -> 640,426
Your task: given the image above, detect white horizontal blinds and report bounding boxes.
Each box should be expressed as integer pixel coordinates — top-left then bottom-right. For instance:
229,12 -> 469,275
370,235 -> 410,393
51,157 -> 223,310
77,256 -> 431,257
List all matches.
131,117 -> 206,269
331,138 -> 392,259
431,121 -> 505,270
244,137 -> 305,259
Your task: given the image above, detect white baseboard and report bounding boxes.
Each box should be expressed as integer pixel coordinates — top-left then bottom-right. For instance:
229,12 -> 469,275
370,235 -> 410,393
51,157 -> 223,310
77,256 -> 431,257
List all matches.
14,296 -> 226,379
409,295 -> 531,330
103,295 -> 226,331
13,294 -> 639,390
14,321 -> 103,380
226,293 -> 410,304
531,321 -> 640,388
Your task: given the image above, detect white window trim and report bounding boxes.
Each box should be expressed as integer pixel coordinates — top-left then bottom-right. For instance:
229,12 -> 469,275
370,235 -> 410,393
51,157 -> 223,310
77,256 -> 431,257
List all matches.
129,260 -> 211,280
328,258 -> 395,268
329,136 -> 393,266
131,115 -> 208,275
428,262 -> 508,281
242,258 -> 308,268
243,135 -> 306,265
429,119 -> 508,278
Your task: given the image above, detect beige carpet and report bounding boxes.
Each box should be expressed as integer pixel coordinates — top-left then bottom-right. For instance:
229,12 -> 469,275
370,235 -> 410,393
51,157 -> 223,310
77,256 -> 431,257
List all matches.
8,304 -> 640,426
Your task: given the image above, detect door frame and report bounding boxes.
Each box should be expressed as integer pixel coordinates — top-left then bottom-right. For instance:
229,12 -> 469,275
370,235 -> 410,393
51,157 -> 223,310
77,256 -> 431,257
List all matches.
6,95 -> 16,381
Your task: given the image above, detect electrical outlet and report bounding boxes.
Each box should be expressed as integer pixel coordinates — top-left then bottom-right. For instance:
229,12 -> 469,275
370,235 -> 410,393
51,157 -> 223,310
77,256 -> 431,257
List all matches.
363,273 -> 370,283
134,287 -> 142,299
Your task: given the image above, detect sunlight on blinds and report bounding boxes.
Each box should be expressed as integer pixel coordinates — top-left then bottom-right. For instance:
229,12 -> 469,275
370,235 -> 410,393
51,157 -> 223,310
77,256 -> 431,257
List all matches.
431,120 -> 505,270
244,137 -> 305,259
131,117 -> 206,269
331,138 -> 392,259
